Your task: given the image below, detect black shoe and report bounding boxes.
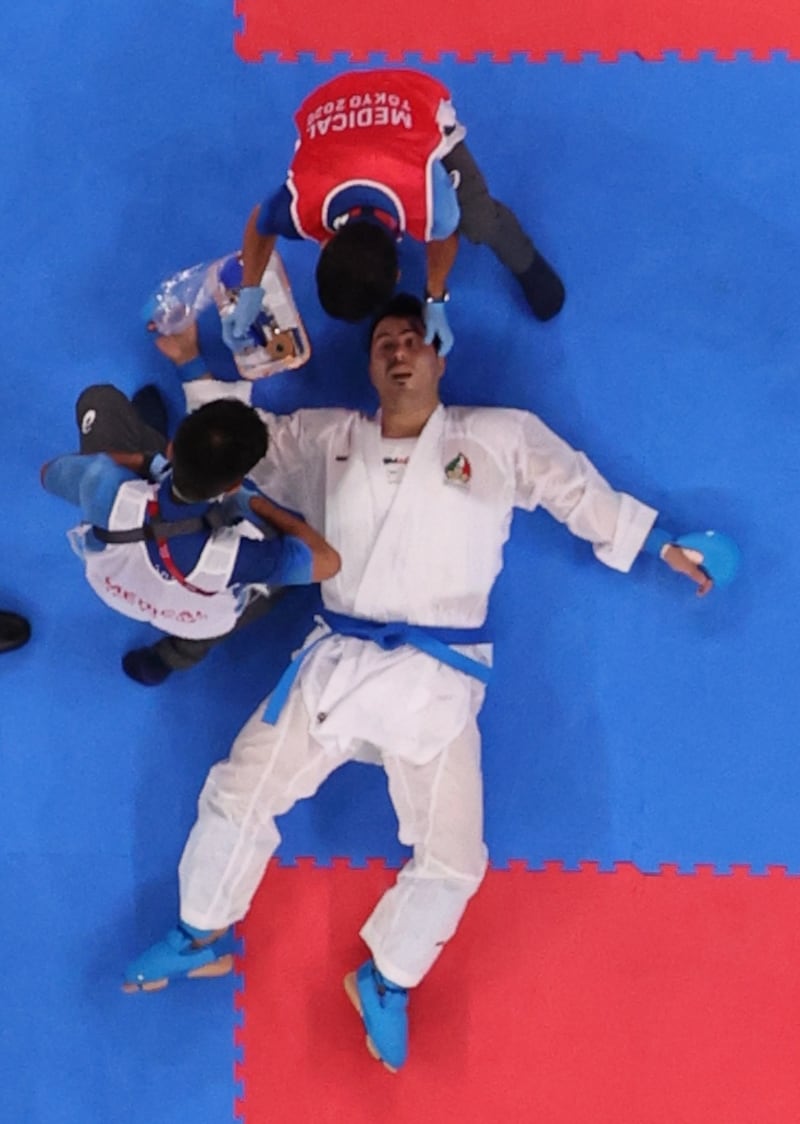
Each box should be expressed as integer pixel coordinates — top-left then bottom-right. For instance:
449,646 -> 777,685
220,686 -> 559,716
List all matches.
0,611 -> 31,653
132,384 -> 169,438
516,252 -> 565,321
122,645 -> 173,686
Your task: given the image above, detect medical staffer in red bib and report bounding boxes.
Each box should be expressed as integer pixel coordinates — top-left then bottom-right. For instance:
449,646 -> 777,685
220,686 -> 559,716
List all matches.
224,69 -> 565,357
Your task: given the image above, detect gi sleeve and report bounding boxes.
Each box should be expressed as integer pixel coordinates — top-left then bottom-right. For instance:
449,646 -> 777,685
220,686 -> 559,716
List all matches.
251,408 -> 349,531
250,411 -> 313,515
512,411 -> 658,573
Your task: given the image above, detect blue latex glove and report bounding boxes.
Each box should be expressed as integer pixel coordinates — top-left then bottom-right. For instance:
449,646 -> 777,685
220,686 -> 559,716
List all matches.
423,299 -> 454,356
146,452 -> 171,484
674,530 -> 741,586
221,285 -> 266,353
219,480 -> 304,539
218,480 -> 262,525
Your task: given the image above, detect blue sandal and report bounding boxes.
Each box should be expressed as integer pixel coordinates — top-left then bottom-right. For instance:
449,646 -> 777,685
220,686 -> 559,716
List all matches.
123,924 -> 232,993
344,960 -> 409,1072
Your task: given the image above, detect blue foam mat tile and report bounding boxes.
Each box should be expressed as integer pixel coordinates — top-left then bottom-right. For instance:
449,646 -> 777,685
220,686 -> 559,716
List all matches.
0,856 -> 236,1124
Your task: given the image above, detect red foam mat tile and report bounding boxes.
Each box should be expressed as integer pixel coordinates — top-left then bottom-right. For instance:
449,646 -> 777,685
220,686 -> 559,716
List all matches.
234,0 -> 800,62
236,860 -> 800,1123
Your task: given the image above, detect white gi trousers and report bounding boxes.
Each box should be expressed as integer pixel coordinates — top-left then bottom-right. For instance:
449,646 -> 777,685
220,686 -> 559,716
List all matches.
179,683 -> 488,989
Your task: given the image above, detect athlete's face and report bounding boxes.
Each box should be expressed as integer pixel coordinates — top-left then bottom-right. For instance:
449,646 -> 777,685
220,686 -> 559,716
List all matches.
368,315 -> 444,407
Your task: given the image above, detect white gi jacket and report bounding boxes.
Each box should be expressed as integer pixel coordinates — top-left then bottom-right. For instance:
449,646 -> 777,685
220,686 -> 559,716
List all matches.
251,404 -> 657,764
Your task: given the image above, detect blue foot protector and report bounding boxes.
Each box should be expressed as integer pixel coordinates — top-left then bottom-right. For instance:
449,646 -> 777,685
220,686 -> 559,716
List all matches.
123,923 -> 232,992
674,530 -> 742,587
345,960 -> 409,1072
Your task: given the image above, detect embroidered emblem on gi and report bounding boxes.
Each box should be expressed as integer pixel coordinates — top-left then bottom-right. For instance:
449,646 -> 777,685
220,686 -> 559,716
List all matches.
445,452 -> 471,485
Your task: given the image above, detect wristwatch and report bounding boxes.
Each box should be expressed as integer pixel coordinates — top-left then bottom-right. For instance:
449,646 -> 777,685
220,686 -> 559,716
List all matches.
424,288 -> 450,304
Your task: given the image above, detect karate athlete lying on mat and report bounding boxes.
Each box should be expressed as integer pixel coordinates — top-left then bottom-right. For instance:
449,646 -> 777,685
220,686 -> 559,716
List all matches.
42,388 -> 340,684
124,295 -> 740,1072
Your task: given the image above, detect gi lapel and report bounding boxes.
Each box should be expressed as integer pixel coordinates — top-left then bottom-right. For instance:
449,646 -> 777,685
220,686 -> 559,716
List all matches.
350,405 -> 446,619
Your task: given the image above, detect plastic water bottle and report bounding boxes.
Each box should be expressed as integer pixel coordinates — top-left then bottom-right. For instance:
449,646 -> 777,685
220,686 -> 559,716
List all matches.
148,261 -> 216,335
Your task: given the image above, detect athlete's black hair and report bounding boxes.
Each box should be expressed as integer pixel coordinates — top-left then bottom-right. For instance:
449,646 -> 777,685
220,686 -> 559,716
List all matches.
315,221 -> 398,322
171,399 -> 267,501
368,292 -> 440,353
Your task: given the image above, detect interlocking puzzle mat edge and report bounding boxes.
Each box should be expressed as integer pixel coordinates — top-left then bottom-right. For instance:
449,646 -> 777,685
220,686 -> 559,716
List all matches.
235,859 -> 800,1124
234,0 -> 800,62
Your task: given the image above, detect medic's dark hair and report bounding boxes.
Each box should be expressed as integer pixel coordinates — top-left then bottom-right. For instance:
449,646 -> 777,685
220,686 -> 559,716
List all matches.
316,221 -> 398,322
171,399 -> 267,501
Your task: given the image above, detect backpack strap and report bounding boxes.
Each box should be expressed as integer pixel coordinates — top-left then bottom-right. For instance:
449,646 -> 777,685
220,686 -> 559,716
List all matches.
91,514 -> 215,544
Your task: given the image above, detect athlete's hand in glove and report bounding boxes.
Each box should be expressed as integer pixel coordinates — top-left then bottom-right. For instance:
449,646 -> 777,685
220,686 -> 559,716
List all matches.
661,530 -> 741,596
221,285 -> 265,353
423,299 -> 454,356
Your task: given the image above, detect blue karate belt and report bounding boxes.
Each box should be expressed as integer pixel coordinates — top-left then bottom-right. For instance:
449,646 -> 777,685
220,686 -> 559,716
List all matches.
262,609 -> 492,725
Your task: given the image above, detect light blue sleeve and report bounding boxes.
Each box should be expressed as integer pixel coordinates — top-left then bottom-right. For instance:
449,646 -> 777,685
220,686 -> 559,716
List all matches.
429,160 -> 461,240
232,535 -> 314,586
226,480 -> 316,586
42,454 -> 137,526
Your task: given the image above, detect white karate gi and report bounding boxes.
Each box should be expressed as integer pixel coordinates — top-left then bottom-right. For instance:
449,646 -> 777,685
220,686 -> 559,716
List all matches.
178,404 -> 657,987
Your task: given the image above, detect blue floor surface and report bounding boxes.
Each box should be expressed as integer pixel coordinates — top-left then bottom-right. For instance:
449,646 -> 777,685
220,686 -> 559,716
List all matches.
2,4 -> 799,1119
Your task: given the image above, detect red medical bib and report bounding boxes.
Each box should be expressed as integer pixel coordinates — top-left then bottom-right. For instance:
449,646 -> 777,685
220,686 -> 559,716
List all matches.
288,69 -> 452,243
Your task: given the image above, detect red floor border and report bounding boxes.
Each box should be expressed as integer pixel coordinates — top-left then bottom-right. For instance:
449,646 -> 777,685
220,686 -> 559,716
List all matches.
235,859 -> 800,1124
234,0 -> 800,62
